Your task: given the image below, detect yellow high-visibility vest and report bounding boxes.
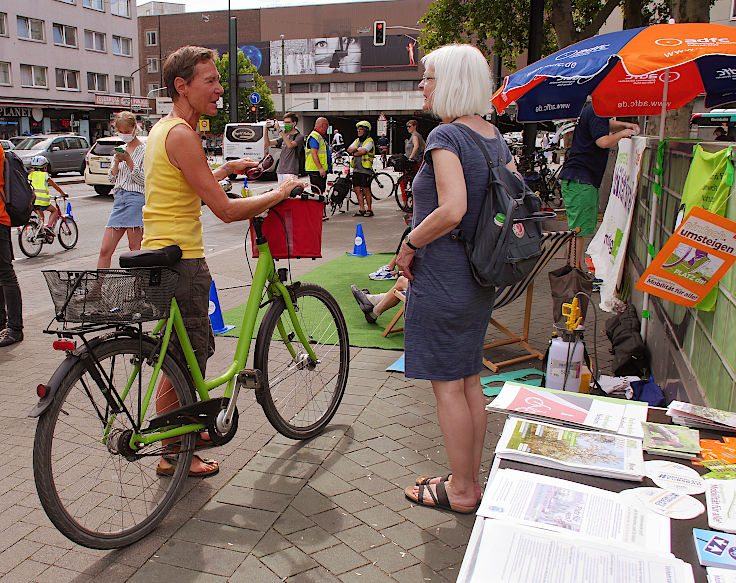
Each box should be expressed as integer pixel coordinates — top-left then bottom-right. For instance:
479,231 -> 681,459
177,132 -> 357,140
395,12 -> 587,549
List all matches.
305,130 -> 328,172
350,137 -> 375,170
29,171 -> 50,207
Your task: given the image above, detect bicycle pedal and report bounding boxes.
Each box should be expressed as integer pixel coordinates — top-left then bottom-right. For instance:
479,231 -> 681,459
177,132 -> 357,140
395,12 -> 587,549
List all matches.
237,369 -> 263,390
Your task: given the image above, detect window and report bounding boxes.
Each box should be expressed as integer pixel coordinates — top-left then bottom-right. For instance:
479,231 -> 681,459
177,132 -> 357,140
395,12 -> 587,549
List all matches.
0,13 -> 7,37
330,82 -> 355,92
110,0 -> 130,17
82,0 -> 104,11
147,83 -> 160,94
146,58 -> 159,73
112,35 -> 132,56
145,30 -> 157,46
56,68 -> 79,90
289,83 -> 309,93
0,62 -> 10,86
17,16 -> 45,42
364,81 -> 377,92
114,75 -> 132,94
55,0 -> 76,4
84,30 -> 105,52
53,23 -> 77,47
387,80 -> 415,91
87,72 -> 107,92
20,64 -> 48,88
309,83 -> 320,93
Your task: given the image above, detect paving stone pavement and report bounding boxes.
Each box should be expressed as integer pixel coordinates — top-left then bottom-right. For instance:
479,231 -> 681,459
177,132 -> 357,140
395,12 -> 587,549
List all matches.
0,206 -> 616,582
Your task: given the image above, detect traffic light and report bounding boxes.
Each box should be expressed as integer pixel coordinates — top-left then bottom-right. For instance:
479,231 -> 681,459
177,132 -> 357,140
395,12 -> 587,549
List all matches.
373,21 -> 386,46
250,105 -> 257,120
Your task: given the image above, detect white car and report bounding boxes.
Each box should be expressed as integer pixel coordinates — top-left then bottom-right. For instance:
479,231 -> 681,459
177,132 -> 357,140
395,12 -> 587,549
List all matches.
0,139 -> 14,151
84,136 -> 146,195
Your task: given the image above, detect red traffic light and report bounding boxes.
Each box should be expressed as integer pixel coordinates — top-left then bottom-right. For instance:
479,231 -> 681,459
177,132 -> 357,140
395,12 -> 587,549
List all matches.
373,21 -> 386,46
250,106 -> 257,112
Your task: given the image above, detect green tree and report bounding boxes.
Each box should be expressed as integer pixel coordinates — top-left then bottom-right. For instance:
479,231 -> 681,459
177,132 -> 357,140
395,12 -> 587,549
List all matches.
204,50 -> 276,135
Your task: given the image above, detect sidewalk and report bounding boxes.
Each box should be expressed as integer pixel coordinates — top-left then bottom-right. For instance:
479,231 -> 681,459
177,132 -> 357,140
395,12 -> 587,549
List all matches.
0,199 -> 615,582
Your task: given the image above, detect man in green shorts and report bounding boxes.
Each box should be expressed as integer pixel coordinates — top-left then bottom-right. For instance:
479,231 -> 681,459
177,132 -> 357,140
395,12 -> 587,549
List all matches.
559,103 -> 640,268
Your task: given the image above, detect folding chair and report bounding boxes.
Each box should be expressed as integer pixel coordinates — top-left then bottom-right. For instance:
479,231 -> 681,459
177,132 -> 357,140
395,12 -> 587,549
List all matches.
382,289 -> 406,337
483,229 -> 578,372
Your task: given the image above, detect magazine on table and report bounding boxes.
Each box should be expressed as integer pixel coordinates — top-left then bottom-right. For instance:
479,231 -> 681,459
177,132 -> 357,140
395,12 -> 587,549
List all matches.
668,401 -> 736,432
466,521 -> 694,583
693,528 -> 736,569
641,422 -> 701,459
486,381 -> 648,437
706,480 -> 736,534
709,567 -> 736,582
477,468 -> 671,554
494,417 -> 645,481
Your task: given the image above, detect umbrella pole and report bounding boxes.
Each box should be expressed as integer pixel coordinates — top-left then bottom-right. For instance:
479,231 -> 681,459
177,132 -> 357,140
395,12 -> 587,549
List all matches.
641,69 -> 670,342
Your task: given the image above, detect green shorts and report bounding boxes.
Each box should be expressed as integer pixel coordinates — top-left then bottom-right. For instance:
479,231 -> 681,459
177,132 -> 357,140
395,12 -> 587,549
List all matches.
562,179 -> 599,236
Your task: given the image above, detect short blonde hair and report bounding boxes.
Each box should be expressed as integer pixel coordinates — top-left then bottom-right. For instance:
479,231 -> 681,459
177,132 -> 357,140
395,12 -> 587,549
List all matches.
113,111 -> 136,130
422,44 -> 491,121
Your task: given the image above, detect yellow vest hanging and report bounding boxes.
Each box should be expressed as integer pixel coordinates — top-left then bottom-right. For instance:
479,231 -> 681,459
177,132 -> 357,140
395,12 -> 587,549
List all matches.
29,171 -> 50,207
350,137 -> 375,170
305,130 -> 328,172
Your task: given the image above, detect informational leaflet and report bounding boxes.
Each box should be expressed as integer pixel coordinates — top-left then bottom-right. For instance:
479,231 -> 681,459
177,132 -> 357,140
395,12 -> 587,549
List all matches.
708,567 -> 736,583
487,382 -> 648,436
706,479 -> 736,534
668,401 -> 736,432
477,468 -> 671,554
468,521 -> 694,583
495,417 -> 645,481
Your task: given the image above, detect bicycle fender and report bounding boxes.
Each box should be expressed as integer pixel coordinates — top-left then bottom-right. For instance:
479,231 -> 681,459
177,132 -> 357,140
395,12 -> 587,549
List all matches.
28,353 -> 80,418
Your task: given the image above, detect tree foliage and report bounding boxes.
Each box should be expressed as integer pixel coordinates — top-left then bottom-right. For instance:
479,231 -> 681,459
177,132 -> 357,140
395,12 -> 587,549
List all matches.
204,50 -> 276,135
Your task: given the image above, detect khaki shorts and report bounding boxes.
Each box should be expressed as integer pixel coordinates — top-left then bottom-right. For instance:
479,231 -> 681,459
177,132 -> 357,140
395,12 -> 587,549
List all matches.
168,258 -> 215,376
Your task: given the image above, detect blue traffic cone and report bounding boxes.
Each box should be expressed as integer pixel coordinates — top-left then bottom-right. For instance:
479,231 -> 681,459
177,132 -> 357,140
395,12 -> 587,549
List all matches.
208,281 -> 236,335
348,223 -> 372,257
65,201 -> 73,219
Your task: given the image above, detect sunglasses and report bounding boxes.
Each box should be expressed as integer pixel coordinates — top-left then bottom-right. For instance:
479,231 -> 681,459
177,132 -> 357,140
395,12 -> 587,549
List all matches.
245,154 -> 275,179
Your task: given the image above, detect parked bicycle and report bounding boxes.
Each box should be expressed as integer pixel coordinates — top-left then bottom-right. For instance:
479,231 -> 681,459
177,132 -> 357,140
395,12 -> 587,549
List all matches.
31,185 -> 349,549
328,165 -> 395,208
516,148 -> 562,209
18,194 -> 78,257
388,154 -> 419,213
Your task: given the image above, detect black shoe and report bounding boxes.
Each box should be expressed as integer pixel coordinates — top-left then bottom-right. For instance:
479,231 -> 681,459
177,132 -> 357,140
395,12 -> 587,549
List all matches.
0,328 -> 23,347
350,285 -> 377,324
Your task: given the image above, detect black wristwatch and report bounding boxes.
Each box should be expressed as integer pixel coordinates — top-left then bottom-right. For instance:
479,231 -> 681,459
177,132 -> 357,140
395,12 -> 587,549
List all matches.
405,235 -> 420,251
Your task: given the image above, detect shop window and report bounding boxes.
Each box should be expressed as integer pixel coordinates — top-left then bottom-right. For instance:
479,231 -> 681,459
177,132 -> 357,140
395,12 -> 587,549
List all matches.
56,68 -> 79,90
20,64 -> 47,88
112,35 -> 132,57
147,58 -> 159,73
87,72 -> 107,92
145,30 -> 157,46
0,62 -> 10,86
0,13 -> 7,37
17,16 -> 45,42
114,75 -> 133,94
82,0 -> 104,11
111,0 -> 130,18
84,30 -> 106,52
53,23 -> 77,48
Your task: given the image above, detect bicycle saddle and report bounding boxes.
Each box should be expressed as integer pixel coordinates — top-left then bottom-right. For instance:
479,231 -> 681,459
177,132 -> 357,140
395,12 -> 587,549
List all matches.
119,245 -> 182,268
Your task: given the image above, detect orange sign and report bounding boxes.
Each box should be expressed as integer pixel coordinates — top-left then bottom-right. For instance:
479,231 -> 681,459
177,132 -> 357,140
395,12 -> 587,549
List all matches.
636,206 -> 736,307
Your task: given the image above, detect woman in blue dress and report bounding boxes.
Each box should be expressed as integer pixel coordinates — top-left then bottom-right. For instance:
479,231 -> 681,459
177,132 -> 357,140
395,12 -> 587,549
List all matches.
397,44 -> 519,513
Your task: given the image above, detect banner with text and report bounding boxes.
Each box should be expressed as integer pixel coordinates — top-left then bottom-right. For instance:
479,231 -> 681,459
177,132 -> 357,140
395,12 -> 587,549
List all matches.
636,206 -> 736,307
587,136 -> 646,312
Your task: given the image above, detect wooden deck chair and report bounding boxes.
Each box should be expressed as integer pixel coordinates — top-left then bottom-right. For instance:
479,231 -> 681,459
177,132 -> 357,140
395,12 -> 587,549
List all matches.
382,289 -> 406,337
483,229 -> 578,372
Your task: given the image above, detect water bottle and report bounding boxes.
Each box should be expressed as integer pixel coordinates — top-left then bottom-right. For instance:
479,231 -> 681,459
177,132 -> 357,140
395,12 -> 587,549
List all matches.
493,213 -> 506,227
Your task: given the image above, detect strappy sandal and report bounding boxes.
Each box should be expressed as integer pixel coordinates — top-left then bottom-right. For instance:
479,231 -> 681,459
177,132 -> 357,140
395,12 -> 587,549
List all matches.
364,210 -> 374,217
404,481 -> 478,514
156,454 -> 220,478
353,210 -> 366,217
416,473 -> 451,486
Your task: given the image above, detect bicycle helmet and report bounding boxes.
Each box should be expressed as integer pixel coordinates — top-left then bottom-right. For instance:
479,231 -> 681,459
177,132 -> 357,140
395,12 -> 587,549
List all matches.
31,155 -> 49,169
356,120 -> 372,132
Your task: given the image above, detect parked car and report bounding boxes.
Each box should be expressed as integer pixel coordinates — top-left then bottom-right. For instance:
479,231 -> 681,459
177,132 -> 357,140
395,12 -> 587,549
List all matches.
84,135 -> 147,195
13,134 -> 90,176
0,139 -> 14,151
9,136 -> 26,148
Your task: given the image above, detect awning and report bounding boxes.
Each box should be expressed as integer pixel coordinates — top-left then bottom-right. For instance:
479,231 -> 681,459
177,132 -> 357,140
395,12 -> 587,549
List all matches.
690,109 -> 736,126
0,98 -> 95,111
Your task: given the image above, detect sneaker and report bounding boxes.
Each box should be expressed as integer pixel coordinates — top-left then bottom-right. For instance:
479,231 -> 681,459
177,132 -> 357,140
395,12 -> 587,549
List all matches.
0,328 -> 23,347
351,285 -> 378,324
369,265 -> 398,281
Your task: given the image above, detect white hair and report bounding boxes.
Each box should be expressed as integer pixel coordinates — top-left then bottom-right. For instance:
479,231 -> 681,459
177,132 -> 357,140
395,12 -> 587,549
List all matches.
422,44 -> 491,121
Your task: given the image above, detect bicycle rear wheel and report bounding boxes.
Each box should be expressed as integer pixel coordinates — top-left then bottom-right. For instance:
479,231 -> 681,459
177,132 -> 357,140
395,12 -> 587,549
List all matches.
394,173 -> 414,213
58,216 -> 79,249
18,220 -> 43,257
370,171 -> 395,200
254,283 -> 349,440
33,336 -> 195,549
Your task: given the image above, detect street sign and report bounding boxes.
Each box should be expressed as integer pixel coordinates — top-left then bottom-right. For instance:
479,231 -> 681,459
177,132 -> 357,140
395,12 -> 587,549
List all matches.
237,73 -> 255,89
377,113 -> 388,136
249,92 -> 261,105
199,119 -> 210,132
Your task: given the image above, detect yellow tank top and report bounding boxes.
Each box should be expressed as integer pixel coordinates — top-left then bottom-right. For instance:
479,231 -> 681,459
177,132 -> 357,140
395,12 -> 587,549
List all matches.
142,117 -> 204,258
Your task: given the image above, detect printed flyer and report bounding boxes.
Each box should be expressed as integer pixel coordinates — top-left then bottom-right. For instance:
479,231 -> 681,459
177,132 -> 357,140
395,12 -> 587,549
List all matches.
636,206 -> 736,307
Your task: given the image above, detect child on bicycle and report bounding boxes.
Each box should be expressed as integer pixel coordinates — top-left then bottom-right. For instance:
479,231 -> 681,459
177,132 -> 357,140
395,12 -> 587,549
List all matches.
28,155 -> 65,234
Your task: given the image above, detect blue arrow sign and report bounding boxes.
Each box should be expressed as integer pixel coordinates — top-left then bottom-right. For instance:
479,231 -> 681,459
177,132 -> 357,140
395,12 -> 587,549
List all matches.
249,92 -> 261,105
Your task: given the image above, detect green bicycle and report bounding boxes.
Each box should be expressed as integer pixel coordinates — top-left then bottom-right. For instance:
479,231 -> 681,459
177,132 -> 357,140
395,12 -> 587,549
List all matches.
30,188 -> 349,549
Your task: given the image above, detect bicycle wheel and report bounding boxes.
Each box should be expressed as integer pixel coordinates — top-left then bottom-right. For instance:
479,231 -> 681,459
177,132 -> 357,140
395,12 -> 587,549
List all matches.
18,220 -> 43,257
33,336 -> 195,549
548,175 -> 563,208
57,216 -> 79,250
254,283 -> 349,440
370,171 -> 395,200
394,173 -> 414,213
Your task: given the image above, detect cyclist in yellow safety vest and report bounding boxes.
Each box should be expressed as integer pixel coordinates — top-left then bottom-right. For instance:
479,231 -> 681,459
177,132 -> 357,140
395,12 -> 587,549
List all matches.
347,120 -> 375,216
28,155 -> 66,233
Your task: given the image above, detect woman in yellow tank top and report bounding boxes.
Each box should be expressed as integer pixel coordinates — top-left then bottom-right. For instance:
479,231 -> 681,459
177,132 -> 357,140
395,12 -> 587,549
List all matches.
147,46 -> 303,477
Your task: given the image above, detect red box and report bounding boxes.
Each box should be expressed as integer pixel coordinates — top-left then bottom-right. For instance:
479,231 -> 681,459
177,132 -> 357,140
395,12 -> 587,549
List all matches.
250,199 -> 325,260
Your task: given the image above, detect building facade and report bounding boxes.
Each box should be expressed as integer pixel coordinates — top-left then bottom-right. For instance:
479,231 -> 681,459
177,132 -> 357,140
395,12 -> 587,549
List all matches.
0,0 -> 141,142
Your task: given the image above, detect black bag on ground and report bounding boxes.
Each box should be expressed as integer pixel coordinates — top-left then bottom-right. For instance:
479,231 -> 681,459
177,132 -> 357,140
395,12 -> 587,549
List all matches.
0,150 -> 35,227
453,123 -> 552,289
605,304 -> 649,377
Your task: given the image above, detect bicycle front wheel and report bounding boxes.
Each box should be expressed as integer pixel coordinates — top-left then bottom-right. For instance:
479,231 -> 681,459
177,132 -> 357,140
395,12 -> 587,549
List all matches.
18,221 -> 43,257
395,173 -> 414,213
57,216 -> 79,249
33,336 -> 195,549
370,171 -> 395,200
254,283 -> 349,440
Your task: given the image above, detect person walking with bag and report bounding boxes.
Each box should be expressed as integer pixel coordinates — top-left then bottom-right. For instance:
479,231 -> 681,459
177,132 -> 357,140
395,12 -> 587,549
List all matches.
0,143 -> 23,347
396,44 -> 519,514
